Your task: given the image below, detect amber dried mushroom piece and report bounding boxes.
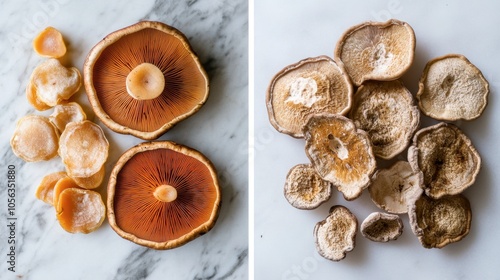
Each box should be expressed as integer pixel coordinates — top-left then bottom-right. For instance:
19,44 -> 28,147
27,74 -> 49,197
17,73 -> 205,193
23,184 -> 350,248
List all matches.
49,102 -> 87,132
56,188 -> 106,234
304,114 -> 376,200
35,171 -> 67,205
10,115 -> 59,162
335,19 -> 415,86
417,54 -> 489,121
267,56 -> 353,138
361,212 -> 403,242
409,194 -> 471,248
59,121 -> 109,178
369,161 -> 423,214
33,26 -> 67,58
26,81 -> 51,111
314,205 -> 357,261
53,176 -> 80,207
84,21 -> 209,140
29,58 -> 81,107
349,80 -> 419,159
70,165 -> 105,190
284,164 -> 332,210
107,141 -> 221,250
408,122 -> 480,199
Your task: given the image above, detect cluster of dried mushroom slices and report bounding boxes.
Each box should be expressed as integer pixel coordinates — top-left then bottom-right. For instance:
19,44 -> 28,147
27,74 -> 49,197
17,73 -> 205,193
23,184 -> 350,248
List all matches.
268,18 -> 488,260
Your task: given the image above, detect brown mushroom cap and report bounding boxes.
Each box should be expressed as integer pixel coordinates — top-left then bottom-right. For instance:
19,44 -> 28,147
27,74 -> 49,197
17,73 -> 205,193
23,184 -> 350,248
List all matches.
335,19 -> 415,86
107,141 -> 221,250
314,205 -> 357,261
84,21 -> 209,140
408,122 -> 481,199
408,194 -> 471,249
266,56 -> 353,138
417,54 -> 489,121
304,114 -> 376,200
284,164 -> 332,210
349,80 -> 420,159
360,212 -> 403,242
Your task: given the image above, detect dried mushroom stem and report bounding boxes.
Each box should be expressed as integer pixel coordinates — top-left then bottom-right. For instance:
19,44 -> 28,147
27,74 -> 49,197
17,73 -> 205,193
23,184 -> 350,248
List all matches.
126,62 -> 165,100
153,184 -> 177,203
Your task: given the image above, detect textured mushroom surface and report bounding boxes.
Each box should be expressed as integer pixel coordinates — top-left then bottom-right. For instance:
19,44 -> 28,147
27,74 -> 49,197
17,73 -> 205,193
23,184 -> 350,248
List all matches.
35,171 -> 67,205
314,205 -> 357,261
369,161 -> 423,214
56,188 -> 106,234
408,122 -> 480,199
349,80 -> 419,159
49,102 -> 87,132
304,114 -> 376,200
266,56 -> 353,138
71,165 -> 105,190
10,115 -> 59,162
335,19 -> 415,86
33,26 -> 67,58
284,164 -> 332,210
417,54 -> 489,121
361,212 -> 403,242
409,194 -> 471,249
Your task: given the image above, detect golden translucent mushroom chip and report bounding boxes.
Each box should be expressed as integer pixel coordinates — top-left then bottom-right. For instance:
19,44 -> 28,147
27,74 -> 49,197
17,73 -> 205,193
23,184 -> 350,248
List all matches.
10,115 -> 59,162
49,102 -> 87,132
304,114 -> 376,200
56,188 -> 106,234
33,26 -> 67,58
59,120 -> 109,178
417,54 -> 489,121
53,176 -> 80,207
35,171 -> 67,205
70,165 -> 105,190
284,164 -> 332,210
360,212 -> 403,242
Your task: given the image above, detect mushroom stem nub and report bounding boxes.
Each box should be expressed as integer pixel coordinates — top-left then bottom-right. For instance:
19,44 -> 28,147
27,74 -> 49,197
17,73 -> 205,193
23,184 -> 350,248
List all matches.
126,62 -> 165,100
153,184 -> 177,203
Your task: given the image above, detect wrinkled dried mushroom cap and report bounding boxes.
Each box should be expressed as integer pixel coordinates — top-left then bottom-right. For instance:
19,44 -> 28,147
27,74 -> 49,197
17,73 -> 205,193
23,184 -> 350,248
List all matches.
56,188 -> 106,234
49,102 -> 87,132
349,80 -> 419,159
361,212 -> 403,242
35,171 -> 67,205
409,194 -> 471,248
314,205 -> 357,261
267,56 -> 353,138
284,164 -> 332,210
408,122 -> 480,199
84,21 -> 209,140
304,114 -> 376,200
33,26 -> 67,58
107,141 -> 220,250
335,19 -> 415,86
369,161 -> 423,214
417,54 -> 489,121
10,115 -> 59,162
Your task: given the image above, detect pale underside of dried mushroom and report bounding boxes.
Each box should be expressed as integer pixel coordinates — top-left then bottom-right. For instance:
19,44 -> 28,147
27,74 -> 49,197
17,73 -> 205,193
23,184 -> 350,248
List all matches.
417,54 -> 489,121
284,164 -> 332,210
408,122 -> 480,199
361,212 -> 403,242
349,80 -> 420,159
267,56 -> 353,138
335,19 -> 415,86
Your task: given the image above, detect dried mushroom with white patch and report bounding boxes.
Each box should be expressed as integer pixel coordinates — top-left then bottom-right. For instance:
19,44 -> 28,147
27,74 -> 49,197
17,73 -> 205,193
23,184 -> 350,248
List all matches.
33,26 -> 67,58
10,115 -> 59,162
49,102 -> 87,132
361,212 -> 403,242
284,164 -> 332,210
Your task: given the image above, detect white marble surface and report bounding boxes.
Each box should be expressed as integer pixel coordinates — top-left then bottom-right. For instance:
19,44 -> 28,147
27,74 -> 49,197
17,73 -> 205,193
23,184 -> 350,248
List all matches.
255,0 -> 500,279
0,0 -> 248,279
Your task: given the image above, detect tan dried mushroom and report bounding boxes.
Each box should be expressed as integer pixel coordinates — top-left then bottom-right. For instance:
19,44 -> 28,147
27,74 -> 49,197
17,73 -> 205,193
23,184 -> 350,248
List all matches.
335,19 -> 415,86
49,102 -> 87,132
349,80 -> 419,159
35,171 -> 68,205
314,205 -> 357,261
361,212 -> 403,242
408,122 -> 480,199
33,26 -> 67,58
56,188 -> 106,234
409,194 -> 471,249
417,54 -> 489,121
10,115 -> 59,162
266,56 -> 353,138
304,114 -> 376,200
284,164 -> 332,210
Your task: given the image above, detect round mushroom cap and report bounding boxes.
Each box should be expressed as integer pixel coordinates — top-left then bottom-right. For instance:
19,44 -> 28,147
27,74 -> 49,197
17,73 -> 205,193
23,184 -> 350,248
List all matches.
56,188 -> 106,234
408,122 -> 481,199
335,19 -> 415,86
349,80 -> 420,159
417,54 -> 489,121
314,205 -> 357,261
49,102 -> 87,132
409,194 -> 471,249
267,56 -> 353,138
32,26 -> 67,58
107,141 -> 221,250
304,114 -> 376,200
360,212 -> 403,242
284,164 -> 332,210
84,21 -> 209,140
369,161 -> 423,214
10,115 -> 59,162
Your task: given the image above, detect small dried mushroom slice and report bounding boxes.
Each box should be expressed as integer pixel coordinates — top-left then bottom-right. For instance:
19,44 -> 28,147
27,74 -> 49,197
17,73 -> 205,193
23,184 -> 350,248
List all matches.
70,165 -> 105,190
49,102 -> 87,132
26,81 -> 51,111
304,114 -> 376,200
33,26 -> 67,58
35,171 -> 67,205
53,176 -> 81,207
349,80 -> 419,159
369,161 -> 423,214
335,19 -> 415,86
408,122 -> 480,199
284,164 -> 332,210
409,194 -> 471,249
10,115 -> 59,162
267,56 -> 353,138
56,188 -> 106,234
314,205 -> 357,261
361,212 -> 403,242
417,54 -> 489,121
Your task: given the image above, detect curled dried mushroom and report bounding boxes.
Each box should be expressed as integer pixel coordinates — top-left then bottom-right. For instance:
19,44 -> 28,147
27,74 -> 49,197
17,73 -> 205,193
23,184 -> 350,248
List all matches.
10,115 -> 59,162
284,164 -> 332,210
35,171 -> 68,205
361,212 -> 403,242
33,26 -> 67,58
56,188 -> 106,234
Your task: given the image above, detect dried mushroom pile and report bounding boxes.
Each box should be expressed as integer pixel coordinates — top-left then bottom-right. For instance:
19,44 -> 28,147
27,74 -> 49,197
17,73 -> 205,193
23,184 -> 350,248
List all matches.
267,19 -> 488,261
